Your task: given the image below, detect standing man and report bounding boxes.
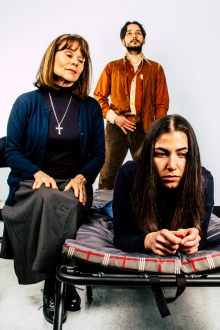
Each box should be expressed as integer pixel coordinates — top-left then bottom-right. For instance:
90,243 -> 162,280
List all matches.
94,21 -> 169,190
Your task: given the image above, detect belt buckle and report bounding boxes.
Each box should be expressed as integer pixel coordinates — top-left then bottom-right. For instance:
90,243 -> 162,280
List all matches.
134,115 -> 138,124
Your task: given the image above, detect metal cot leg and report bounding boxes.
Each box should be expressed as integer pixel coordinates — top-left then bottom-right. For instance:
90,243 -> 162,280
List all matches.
53,280 -> 65,330
86,285 -> 93,299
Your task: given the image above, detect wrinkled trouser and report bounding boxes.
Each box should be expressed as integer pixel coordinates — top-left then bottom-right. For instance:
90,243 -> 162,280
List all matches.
99,121 -> 145,190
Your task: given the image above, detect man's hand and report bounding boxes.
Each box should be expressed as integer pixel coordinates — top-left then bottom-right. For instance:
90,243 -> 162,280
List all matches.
33,170 -> 58,190
114,115 -> 136,134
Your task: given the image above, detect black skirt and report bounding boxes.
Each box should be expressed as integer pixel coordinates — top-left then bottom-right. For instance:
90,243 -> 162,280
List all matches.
1,179 -> 86,284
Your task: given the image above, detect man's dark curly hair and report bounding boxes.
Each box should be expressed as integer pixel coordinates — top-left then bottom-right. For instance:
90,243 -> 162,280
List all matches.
120,21 -> 146,40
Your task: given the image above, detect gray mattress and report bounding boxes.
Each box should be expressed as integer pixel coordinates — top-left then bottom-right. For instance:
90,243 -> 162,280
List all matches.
62,190 -> 220,274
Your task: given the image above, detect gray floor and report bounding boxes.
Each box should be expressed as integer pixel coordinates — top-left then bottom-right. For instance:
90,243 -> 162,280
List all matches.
1,217 -> 220,330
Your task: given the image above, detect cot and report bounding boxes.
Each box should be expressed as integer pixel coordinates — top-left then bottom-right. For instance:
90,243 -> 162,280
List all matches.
53,190 -> 220,330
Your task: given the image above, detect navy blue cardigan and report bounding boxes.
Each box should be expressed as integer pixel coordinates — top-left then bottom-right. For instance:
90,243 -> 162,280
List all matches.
5,89 -> 105,205
113,161 -> 214,252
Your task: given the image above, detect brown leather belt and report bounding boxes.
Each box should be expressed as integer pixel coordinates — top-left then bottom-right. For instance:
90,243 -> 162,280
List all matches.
124,114 -> 142,124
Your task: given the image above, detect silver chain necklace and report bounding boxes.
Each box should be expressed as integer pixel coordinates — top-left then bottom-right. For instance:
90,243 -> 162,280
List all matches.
48,92 -> 72,135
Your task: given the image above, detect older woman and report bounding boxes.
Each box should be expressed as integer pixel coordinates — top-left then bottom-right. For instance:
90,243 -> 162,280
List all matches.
113,114 -> 214,255
1,34 -> 105,324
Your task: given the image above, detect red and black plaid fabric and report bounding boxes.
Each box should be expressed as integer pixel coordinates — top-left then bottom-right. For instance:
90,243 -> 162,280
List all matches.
62,212 -> 220,275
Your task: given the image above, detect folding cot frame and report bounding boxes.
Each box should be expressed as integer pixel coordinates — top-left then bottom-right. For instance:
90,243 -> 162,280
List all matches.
53,205 -> 220,330
1,136 -> 220,330
53,247 -> 220,330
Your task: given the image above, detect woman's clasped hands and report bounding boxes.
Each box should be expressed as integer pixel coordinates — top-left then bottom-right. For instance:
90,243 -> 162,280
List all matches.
33,171 -> 87,206
144,228 -> 201,256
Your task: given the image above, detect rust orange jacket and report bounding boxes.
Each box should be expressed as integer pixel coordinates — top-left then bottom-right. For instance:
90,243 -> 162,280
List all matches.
94,58 -> 169,132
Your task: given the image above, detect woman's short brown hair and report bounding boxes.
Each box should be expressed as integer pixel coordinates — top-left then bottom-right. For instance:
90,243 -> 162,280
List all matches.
34,34 -> 92,100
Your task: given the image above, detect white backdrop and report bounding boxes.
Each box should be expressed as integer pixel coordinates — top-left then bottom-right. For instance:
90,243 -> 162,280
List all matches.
0,0 -> 219,204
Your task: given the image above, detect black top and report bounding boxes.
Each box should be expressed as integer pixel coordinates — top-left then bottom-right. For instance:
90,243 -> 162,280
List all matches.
155,186 -> 182,230
113,161 -> 214,253
41,86 -> 80,179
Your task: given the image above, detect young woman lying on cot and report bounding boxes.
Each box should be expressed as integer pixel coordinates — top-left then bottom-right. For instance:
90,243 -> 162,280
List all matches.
113,114 -> 214,256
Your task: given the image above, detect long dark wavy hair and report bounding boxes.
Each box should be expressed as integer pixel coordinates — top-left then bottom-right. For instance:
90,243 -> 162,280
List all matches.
132,114 -> 205,233
34,34 -> 92,100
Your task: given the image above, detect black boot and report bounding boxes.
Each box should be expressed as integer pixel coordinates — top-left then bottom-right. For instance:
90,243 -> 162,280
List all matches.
65,285 -> 81,311
43,277 -> 67,324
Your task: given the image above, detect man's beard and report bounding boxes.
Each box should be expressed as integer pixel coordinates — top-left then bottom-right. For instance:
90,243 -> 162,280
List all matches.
126,43 -> 143,54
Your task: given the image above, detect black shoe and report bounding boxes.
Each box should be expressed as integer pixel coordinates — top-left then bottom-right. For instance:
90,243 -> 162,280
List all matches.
43,293 -> 67,324
65,285 -> 81,311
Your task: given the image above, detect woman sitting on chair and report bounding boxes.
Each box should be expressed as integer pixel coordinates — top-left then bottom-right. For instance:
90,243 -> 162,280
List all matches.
0,34 -> 105,324
113,114 -> 214,256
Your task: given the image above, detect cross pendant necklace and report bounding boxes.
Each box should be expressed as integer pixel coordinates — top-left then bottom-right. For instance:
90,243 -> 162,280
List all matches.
56,124 -> 63,134
48,92 -> 72,135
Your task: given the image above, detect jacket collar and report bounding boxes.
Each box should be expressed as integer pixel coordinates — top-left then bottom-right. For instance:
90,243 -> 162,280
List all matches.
123,53 -> 151,65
